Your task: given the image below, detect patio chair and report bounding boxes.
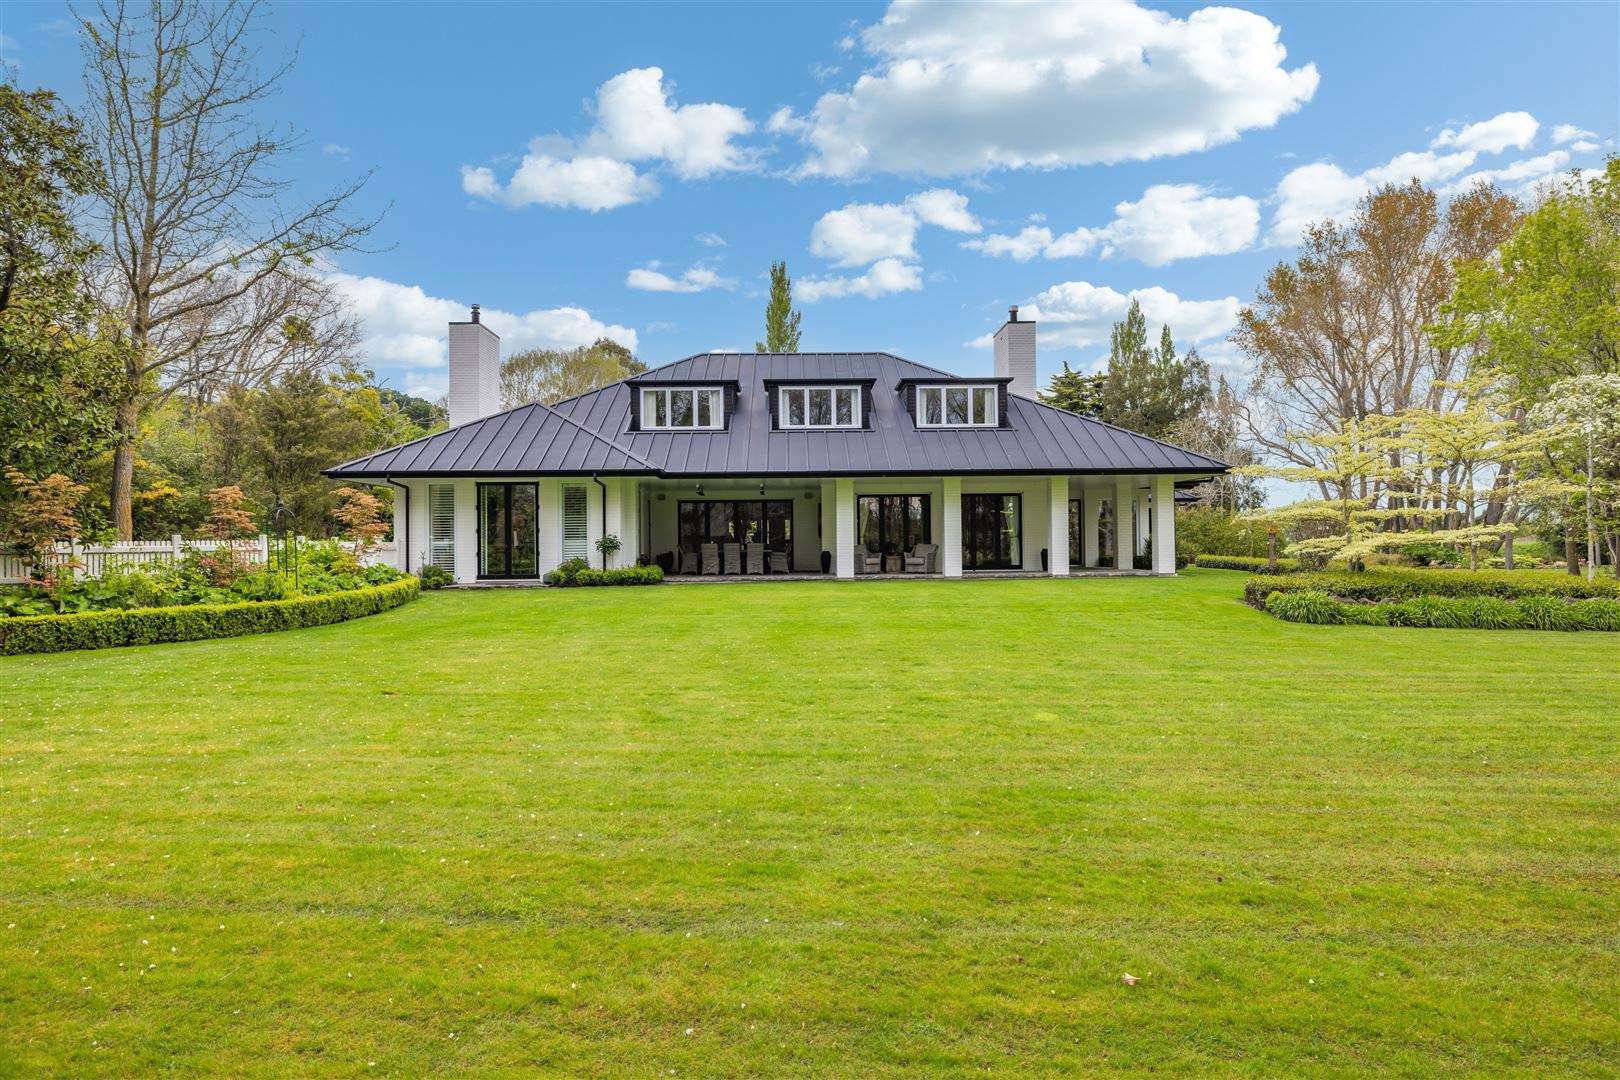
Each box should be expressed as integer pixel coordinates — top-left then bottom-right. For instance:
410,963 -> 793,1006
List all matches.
744,542 -> 765,575
904,542 -> 938,574
700,542 -> 720,575
854,544 -> 882,574
681,547 -> 700,574
768,550 -> 790,574
722,542 -> 742,575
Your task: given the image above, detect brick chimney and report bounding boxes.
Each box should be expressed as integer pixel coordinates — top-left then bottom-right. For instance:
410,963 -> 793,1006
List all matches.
993,305 -> 1036,399
448,304 -> 501,427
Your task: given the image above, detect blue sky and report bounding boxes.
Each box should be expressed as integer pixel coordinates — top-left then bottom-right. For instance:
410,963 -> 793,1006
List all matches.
3,0 -> 1615,401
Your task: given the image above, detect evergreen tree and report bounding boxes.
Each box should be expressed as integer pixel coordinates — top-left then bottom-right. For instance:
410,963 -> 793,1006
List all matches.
1092,300 -> 1210,439
756,261 -> 803,352
1040,362 -> 1106,415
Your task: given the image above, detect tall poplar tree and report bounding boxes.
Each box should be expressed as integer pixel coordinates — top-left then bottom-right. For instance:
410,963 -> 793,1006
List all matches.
756,261 -> 802,353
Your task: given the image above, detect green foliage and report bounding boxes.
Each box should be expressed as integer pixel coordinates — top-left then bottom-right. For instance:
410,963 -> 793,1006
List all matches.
500,338 -> 646,409
1087,300 -> 1211,439
1262,586 -> 1620,632
542,559 -> 662,587
755,261 -> 802,353
0,577 -> 417,655
1400,540 -> 1460,568
594,533 -> 623,567
1193,554 -> 1302,574
417,564 -> 453,590
1039,362 -> 1105,415
1177,507 -> 1276,558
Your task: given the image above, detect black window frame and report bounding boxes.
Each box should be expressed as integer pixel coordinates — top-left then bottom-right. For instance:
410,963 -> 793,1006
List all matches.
476,482 -> 540,580
677,499 -> 795,571
855,493 -> 932,558
961,492 -> 1023,571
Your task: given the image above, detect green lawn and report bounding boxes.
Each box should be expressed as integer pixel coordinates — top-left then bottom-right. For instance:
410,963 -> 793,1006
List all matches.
2,571 -> 1616,1076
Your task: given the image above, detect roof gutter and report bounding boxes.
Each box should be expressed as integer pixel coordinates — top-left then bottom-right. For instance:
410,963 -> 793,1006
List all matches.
591,473 -> 609,569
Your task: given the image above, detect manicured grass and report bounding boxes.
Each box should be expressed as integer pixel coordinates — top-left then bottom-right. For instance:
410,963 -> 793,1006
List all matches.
2,570 -> 1616,1075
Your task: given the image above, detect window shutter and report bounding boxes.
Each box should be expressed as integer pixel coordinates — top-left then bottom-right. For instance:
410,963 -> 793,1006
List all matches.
562,484 -> 589,560
428,484 -> 456,570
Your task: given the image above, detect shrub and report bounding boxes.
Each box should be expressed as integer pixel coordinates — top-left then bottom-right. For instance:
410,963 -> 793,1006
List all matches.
0,577 -> 419,655
1263,588 -> 1343,624
544,560 -> 662,587
1253,577 -> 1620,632
1176,507 -> 1274,558
418,564 -> 453,589
1244,568 -> 1620,608
1194,554 -> 1302,574
1400,540 -> 1460,568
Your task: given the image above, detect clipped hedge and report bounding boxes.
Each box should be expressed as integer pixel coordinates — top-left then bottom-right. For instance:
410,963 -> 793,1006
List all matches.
543,563 -> 663,587
1244,568 -> 1620,608
1194,554 -> 1302,574
1262,588 -> 1620,632
0,577 -> 419,656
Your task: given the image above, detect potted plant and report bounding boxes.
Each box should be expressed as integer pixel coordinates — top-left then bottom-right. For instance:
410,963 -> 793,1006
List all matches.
595,533 -> 622,569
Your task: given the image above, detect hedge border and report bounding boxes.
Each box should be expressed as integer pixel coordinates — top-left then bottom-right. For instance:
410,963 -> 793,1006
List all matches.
1243,568 -> 1620,608
0,577 -> 419,656
1194,554 -> 1302,574
1262,588 -> 1620,632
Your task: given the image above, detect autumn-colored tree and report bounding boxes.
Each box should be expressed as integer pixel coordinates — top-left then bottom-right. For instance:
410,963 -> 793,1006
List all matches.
197,485 -> 256,540
0,467 -> 89,586
331,486 -> 389,559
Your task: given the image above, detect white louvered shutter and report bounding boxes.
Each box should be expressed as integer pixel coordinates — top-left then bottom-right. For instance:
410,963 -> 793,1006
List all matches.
428,485 -> 456,570
562,485 -> 588,560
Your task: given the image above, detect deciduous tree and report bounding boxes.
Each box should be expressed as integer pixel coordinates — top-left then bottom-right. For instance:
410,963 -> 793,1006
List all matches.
756,261 -> 802,353
501,338 -> 645,409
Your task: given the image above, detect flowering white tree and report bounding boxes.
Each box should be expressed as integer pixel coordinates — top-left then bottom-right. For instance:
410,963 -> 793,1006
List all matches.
1528,374 -> 1620,580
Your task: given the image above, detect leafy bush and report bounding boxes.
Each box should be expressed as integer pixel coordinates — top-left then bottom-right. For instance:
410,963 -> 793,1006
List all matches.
418,564 -> 453,589
1244,568 -> 1620,608
1255,573 -> 1620,632
543,559 -> 662,587
0,578 -> 419,655
1195,554 -> 1302,574
1400,540 -> 1460,568
1176,507 -> 1275,558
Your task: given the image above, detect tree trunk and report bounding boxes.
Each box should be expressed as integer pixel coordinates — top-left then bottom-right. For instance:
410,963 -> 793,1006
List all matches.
1608,532 -> 1619,579
110,396 -> 141,540
1566,534 -> 1581,576
1267,529 -> 1278,573
1502,533 -> 1514,571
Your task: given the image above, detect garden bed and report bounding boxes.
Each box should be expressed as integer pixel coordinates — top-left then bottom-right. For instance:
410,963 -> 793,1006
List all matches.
0,576 -> 418,654
1246,569 -> 1620,631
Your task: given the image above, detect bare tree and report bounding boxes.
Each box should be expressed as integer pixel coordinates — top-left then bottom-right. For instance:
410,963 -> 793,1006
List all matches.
78,0 -> 380,536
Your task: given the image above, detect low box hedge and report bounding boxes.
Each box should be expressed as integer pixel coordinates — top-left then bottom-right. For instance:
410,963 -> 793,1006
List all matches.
1262,588 -> 1620,632
0,576 -> 419,656
1244,568 -> 1620,608
543,560 -> 663,587
1194,554 -> 1302,574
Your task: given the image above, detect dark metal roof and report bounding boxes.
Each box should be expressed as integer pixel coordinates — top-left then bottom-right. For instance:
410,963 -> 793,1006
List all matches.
327,351 -> 1228,479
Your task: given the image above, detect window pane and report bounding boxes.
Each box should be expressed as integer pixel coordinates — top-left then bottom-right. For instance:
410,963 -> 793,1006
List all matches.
786,389 -> 805,426
836,388 -> 856,426
649,390 -> 667,428
922,388 -> 942,424
479,485 -> 506,578
708,501 -> 733,542
973,387 -> 994,424
906,495 -> 928,548
809,388 -> 832,426
697,390 -> 712,427
671,389 -> 694,427
946,387 -> 970,425
510,485 -> 538,576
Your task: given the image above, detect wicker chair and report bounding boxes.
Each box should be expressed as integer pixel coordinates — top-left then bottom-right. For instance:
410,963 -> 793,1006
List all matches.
768,550 -> 790,574
722,542 -> 742,575
854,544 -> 882,574
744,542 -> 765,575
700,542 -> 720,575
904,542 -> 938,574
681,547 -> 700,574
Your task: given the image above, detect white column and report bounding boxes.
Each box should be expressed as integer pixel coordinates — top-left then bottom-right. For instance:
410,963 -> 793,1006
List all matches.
819,480 -> 836,573
538,478 -> 562,574
1082,487 -> 1101,568
1113,475 -> 1135,571
1048,476 -> 1069,576
941,476 -> 963,578
834,477 -> 856,578
1152,474 -> 1177,575
616,478 -> 641,568
453,479 -> 478,583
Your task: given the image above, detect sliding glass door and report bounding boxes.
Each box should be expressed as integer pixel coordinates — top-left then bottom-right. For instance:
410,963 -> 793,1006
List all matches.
856,494 -> 930,558
478,483 -> 539,579
962,493 -> 1022,570
678,500 -> 794,569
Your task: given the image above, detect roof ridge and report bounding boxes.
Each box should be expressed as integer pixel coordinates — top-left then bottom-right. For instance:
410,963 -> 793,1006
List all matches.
540,401 -> 660,471
1013,393 -> 1229,469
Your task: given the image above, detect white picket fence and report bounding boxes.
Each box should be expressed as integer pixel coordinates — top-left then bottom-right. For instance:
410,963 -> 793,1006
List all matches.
0,535 -> 399,583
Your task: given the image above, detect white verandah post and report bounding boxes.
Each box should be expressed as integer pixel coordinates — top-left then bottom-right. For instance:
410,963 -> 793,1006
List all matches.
1048,476 -> 1069,576
1152,474 -> 1177,575
941,476 -> 963,578
1113,476 -> 1135,571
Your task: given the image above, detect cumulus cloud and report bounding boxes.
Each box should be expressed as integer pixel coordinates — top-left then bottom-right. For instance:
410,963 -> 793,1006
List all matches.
695,232 -> 727,247
798,258 -> 922,302
462,67 -> 752,210
779,0 -> 1319,177
809,189 -> 979,268
1443,150 -> 1571,195
1268,149 -> 1477,245
1431,111 -> 1538,154
979,281 -> 1240,352
625,264 -> 732,293
966,184 -> 1259,265
1552,123 -> 1597,145
326,272 -> 637,372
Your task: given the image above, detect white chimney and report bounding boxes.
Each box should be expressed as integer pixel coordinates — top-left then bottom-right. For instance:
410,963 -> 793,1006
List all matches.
448,304 -> 501,427
993,305 -> 1036,399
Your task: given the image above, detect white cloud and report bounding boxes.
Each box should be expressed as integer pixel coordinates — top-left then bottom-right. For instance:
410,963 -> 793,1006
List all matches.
326,272 -> 637,371
780,0 -> 1318,177
1444,150 -> 1571,195
1570,140 -> 1601,154
322,143 -> 352,160
1553,123 -> 1598,145
991,280 -> 1240,351
1432,111 -> 1538,154
809,188 -> 979,267
1268,149 -> 1477,245
625,264 -> 732,293
967,184 -> 1259,265
798,258 -> 922,302
462,67 -> 752,210
695,232 -> 727,247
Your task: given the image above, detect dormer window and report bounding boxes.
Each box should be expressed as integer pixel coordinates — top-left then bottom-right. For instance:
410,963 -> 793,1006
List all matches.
918,384 -> 998,427
642,386 -> 724,430
780,385 -> 861,429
